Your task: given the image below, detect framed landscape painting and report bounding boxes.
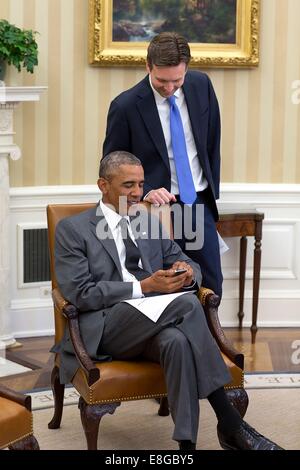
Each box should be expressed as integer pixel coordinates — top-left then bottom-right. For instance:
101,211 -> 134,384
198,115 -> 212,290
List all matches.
89,0 -> 260,68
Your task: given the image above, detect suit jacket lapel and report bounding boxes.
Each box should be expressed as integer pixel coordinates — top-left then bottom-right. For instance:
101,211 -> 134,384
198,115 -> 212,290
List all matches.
90,205 -> 123,278
136,77 -> 170,171
182,75 -> 207,170
91,204 -> 154,278
136,238 -> 153,274
129,212 -> 153,274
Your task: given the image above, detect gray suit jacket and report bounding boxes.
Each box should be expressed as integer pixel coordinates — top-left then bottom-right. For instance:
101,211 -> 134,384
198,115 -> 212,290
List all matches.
54,203 -> 202,382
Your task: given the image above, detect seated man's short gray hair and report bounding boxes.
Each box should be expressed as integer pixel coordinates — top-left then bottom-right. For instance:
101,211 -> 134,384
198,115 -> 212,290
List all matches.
99,151 -> 142,179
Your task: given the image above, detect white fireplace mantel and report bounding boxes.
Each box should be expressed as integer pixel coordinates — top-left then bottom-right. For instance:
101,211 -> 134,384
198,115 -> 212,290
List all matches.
0,86 -> 47,160
0,85 -> 47,347
0,86 -> 47,102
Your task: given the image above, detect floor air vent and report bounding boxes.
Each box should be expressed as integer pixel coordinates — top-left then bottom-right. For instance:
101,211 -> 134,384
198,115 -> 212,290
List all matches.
23,228 -> 51,283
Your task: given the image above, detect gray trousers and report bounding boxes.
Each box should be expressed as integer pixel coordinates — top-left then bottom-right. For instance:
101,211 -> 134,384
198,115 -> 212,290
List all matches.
98,293 -> 231,443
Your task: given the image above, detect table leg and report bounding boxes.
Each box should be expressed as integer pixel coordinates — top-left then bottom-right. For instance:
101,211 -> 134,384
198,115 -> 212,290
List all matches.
251,226 -> 262,344
238,236 -> 247,329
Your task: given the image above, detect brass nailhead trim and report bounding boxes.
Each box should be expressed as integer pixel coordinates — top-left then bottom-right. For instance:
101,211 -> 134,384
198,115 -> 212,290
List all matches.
86,385 -> 243,403
1,431 -> 33,449
1,412 -> 33,449
88,392 -> 167,405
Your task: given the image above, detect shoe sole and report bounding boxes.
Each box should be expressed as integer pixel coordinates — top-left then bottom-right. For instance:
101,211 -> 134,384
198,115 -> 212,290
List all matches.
219,440 -> 238,451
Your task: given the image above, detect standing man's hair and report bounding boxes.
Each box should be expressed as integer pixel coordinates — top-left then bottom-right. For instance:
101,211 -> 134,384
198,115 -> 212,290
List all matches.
99,151 -> 142,179
147,32 -> 191,70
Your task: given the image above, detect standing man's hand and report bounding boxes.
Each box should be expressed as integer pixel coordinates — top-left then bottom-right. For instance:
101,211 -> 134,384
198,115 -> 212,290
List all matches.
144,188 -> 176,206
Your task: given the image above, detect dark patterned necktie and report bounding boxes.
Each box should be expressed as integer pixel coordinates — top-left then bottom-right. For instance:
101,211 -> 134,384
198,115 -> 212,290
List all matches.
119,218 -> 151,281
168,95 -> 197,204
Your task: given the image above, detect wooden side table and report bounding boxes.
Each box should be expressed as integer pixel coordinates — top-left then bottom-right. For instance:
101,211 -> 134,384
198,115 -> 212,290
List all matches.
216,212 -> 264,344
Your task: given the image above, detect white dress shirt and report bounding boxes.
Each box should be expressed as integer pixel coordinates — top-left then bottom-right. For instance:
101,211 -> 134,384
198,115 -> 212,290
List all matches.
149,76 -> 208,195
100,203 -> 197,322
100,201 -> 143,298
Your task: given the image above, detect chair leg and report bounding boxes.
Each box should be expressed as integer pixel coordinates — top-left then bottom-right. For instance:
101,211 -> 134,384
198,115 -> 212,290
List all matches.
79,397 -> 120,450
158,397 -> 169,416
8,435 -> 40,450
225,388 -> 249,418
48,365 -> 65,429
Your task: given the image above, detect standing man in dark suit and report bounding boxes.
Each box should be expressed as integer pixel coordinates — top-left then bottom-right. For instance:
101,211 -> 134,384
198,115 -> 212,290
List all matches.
103,32 -> 223,296
54,151 -> 282,451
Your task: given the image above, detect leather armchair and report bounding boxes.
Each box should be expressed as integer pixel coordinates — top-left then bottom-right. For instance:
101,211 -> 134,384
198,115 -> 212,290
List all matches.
47,202 -> 248,450
0,384 -> 39,450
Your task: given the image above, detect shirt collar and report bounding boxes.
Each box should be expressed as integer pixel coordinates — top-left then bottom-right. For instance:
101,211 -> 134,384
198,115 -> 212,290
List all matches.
100,200 -> 129,231
148,74 -> 181,105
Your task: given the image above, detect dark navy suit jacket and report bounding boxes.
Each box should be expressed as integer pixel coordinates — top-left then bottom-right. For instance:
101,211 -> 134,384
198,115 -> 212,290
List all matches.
103,71 -> 221,220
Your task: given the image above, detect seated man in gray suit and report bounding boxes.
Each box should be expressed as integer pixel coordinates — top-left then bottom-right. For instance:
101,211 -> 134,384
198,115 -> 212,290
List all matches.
54,151 -> 282,451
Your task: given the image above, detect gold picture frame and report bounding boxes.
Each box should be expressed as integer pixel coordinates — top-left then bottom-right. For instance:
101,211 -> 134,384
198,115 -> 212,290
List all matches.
89,0 -> 260,68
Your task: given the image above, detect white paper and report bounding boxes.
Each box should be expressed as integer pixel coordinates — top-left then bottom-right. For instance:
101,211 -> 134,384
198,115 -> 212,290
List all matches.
217,232 -> 229,255
121,291 -> 194,323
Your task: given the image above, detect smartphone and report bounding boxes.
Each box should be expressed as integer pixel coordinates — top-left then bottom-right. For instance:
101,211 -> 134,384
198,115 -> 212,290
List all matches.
173,268 -> 188,276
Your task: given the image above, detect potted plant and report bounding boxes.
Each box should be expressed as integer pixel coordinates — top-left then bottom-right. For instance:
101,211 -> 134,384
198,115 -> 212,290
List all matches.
0,19 -> 38,81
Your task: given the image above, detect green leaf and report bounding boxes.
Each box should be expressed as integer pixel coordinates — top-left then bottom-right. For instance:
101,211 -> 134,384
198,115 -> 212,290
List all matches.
0,18 -> 39,73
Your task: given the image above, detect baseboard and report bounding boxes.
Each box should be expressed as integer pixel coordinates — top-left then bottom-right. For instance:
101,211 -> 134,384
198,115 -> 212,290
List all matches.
10,298 -> 54,338
219,297 -> 300,328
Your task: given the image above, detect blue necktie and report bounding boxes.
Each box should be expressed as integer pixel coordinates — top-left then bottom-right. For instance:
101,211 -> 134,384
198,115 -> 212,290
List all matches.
168,95 -> 197,204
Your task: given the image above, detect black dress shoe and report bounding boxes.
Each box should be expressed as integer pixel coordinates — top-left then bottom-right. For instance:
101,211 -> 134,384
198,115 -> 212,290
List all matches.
178,440 -> 196,450
217,421 -> 284,450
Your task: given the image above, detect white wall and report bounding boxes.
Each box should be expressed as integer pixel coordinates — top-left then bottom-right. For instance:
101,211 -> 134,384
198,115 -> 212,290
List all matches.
9,183 -> 300,337
218,183 -> 300,327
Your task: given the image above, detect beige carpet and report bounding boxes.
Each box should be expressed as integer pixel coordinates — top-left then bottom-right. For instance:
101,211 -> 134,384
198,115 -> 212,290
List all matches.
32,389 -> 300,450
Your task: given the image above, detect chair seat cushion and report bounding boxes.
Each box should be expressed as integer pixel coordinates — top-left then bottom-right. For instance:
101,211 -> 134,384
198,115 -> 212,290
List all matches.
0,397 -> 32,449
72,360 -> 167,404
72,355 -> 243,405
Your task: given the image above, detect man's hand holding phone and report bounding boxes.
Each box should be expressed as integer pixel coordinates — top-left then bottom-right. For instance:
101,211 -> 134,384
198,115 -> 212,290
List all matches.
172,262 -> 194,287
140,262 -> 195,295
173,268 -> 188,276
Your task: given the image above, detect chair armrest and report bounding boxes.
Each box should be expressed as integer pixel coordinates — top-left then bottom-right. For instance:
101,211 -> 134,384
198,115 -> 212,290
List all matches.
0,384 -> 31,411
52,288 -> 100,386
52,288 -> 68,311
198,287 -> 244,370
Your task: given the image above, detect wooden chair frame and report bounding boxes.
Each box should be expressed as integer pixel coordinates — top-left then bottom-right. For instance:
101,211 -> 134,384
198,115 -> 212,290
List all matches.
47,203 -> 248,450
0,385 -> 39,450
